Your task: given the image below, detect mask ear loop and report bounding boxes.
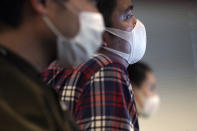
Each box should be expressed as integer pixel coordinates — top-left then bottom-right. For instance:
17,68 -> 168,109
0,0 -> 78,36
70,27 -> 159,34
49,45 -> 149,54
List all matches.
42,16 -> 64,38
105,28 -> 132,63
42,0 -> 79,40
57,0 -> 81,41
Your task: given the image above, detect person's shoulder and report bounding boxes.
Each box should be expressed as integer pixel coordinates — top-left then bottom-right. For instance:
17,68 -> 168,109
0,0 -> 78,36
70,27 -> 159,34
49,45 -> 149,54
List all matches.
41,54 -> 127,87
0,55 -> 58,109
78,53 -> 125,71
96,54 -> 130,85
0,56 -> 49,107
75,53 -> 126,77
97,54 -> 127,72
77,53 -> 113,72
42,61 -> 74,84
0,57 -> 76,131
0,56 -> 44,90
85,54 -> 129,81
62,54 -> 113,83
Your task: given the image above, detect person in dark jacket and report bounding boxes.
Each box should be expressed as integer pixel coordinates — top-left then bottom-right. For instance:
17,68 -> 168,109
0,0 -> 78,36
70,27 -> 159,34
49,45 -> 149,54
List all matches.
0,0 -> 103,130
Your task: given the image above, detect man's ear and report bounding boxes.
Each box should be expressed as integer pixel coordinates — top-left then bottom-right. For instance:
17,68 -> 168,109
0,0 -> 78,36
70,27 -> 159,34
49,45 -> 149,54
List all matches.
30,0 -> 48,16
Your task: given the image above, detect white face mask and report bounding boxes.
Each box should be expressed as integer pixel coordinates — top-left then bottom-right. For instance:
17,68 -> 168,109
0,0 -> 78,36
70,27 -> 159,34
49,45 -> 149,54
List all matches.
136,90 -> 160,118
103,19 -> 146,64
43,3 -> 105,67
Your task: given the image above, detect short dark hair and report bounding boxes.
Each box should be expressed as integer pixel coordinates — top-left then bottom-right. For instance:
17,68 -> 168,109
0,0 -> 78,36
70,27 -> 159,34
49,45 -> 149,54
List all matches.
96,0 -> 117,27
0,0 -> 26,28
127,62 -> 152,88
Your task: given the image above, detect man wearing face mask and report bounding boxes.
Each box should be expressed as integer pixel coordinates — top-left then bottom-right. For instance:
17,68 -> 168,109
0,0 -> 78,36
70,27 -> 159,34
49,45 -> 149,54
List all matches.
42,0 -> 146,130
0,0 -> 104,130
128,62 -> 160,118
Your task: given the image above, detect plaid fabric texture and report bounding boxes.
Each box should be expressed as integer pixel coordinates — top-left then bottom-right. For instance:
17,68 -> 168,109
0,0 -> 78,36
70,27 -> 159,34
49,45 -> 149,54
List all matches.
42,54 -> 139,131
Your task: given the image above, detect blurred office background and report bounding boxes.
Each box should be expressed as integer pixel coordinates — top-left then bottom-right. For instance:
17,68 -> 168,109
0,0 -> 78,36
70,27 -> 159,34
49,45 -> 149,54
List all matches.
134,0 -> 197,130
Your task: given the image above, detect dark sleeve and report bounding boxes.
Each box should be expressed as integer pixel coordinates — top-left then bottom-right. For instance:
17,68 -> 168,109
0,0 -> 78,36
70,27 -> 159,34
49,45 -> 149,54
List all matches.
0,59 -> 79,131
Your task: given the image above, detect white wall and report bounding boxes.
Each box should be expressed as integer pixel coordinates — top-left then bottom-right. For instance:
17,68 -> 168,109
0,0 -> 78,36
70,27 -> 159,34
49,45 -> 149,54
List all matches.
134,0 -> 197,130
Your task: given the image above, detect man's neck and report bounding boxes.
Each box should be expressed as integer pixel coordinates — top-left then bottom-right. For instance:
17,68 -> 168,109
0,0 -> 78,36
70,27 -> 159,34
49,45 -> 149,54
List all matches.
0,26 -> 54,73
99,48 -> 129,68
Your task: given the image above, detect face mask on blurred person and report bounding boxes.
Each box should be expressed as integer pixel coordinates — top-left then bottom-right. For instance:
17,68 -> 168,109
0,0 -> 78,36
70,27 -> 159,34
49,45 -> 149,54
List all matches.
135,90 -> 160,118
103,19 -> 146,64
43,2 -> 105,67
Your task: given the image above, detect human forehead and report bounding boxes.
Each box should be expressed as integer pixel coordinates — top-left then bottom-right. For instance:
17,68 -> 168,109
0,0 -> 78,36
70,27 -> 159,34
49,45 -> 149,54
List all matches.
60,0 -> 98,12
114,0 -> 133,13
145,72 -> 156,86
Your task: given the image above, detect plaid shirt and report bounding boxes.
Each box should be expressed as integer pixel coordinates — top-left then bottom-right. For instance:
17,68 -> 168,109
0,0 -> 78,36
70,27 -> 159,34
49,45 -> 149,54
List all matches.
42,54 -> 139,131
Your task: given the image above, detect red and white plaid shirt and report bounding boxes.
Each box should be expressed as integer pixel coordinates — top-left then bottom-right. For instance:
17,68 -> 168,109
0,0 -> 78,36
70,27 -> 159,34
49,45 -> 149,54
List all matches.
42,54 -> 139,131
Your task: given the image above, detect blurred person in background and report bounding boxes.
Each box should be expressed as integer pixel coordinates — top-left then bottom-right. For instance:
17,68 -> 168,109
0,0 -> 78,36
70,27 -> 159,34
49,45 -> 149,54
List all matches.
128,62 -> 160,118
0,0 -> 104,130
42,0 -> 147,130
